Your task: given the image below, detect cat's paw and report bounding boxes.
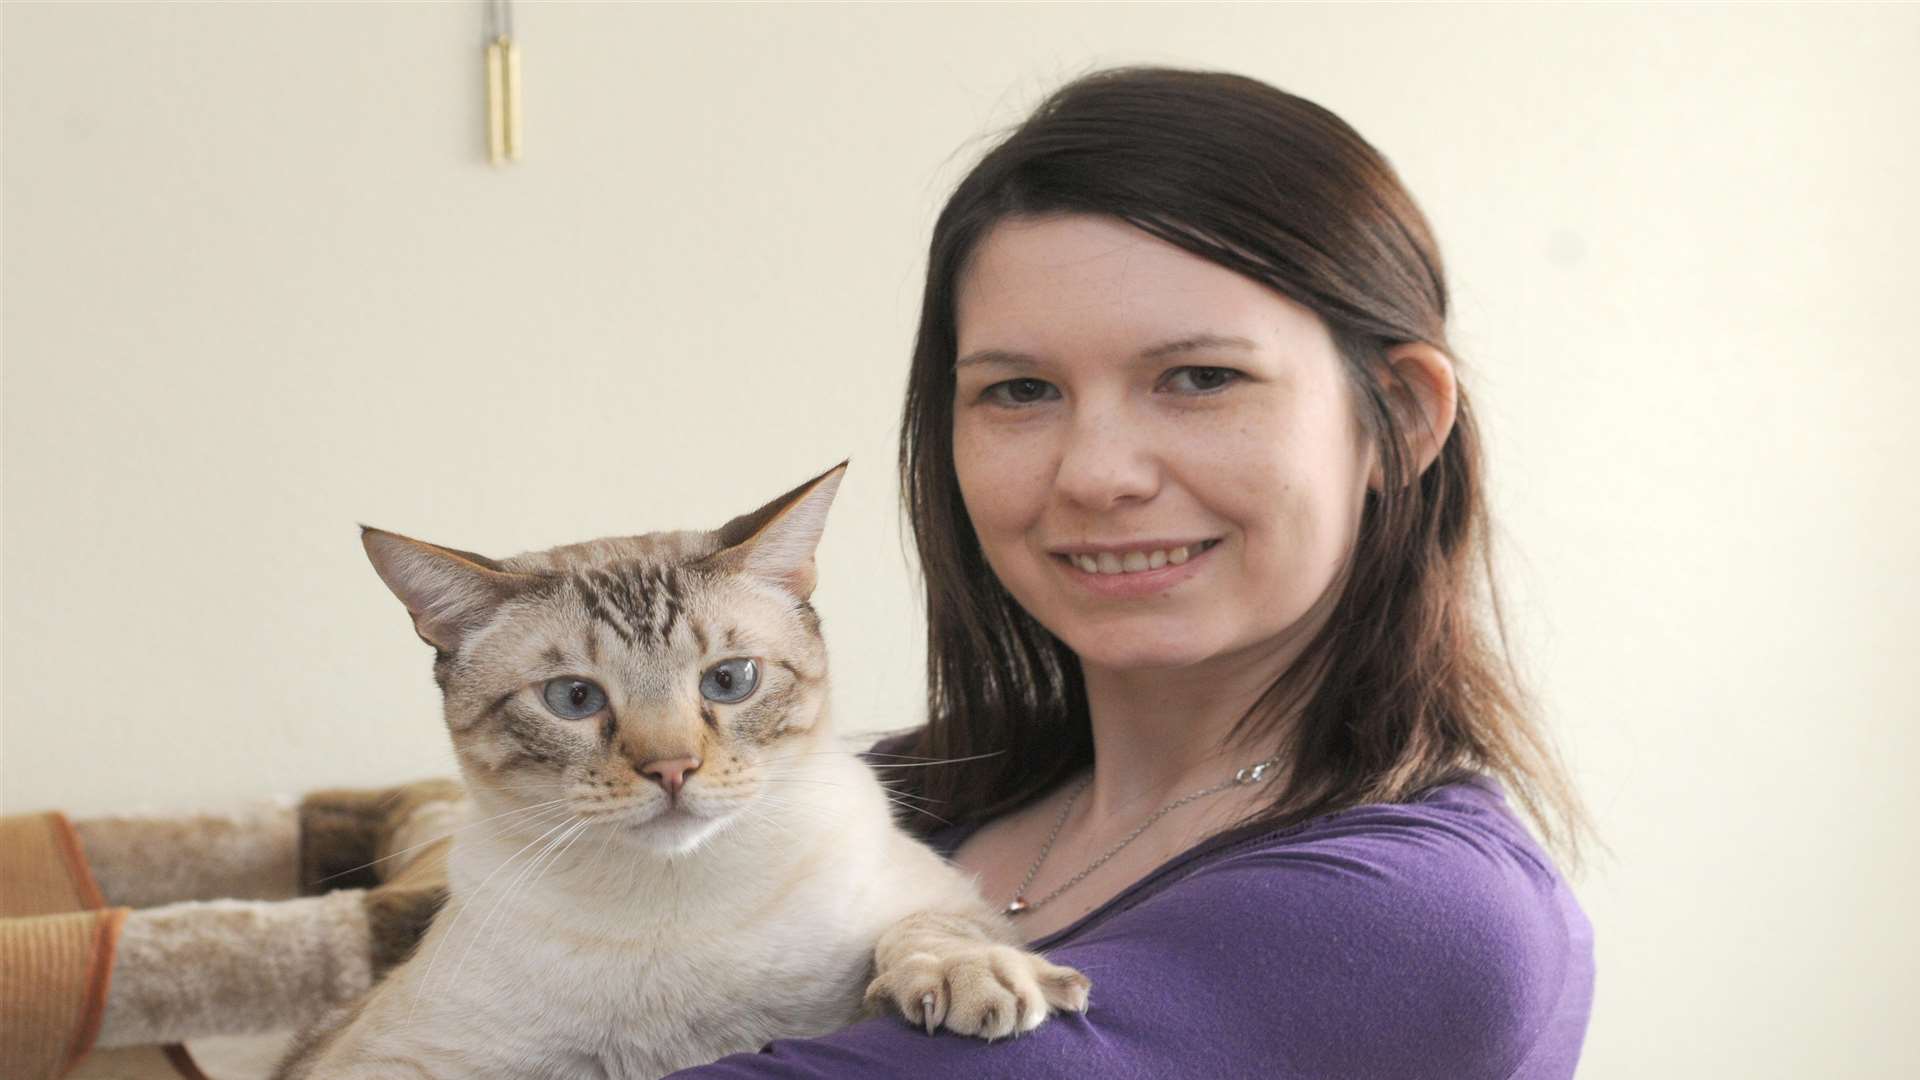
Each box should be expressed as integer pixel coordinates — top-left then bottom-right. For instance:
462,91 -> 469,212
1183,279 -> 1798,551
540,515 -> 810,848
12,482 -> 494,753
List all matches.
864,943 -> 1091,1040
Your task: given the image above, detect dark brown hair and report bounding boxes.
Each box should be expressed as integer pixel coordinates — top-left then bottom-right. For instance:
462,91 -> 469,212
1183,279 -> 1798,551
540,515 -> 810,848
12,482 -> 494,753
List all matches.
894,67 -> 1589,865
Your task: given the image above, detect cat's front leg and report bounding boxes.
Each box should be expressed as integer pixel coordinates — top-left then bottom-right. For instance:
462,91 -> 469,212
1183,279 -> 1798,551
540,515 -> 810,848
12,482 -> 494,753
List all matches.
863,910 -> 1091,1040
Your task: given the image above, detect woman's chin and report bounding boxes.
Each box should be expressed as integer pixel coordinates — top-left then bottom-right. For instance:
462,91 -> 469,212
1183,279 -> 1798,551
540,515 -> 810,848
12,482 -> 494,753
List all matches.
1066,635 -> 1227,675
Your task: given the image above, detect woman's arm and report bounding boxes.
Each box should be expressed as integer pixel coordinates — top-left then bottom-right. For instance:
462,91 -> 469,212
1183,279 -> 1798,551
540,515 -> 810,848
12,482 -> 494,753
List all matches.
668,787 -> 1593,1080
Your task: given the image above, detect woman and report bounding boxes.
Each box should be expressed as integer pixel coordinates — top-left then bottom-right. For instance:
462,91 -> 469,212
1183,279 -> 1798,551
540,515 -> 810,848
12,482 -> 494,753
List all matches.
682,67 -> 1593,1078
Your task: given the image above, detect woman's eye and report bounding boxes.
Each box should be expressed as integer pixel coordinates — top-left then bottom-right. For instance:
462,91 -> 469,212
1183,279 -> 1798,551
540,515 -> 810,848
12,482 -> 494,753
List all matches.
541,677 -> 608,720
1163,366 -> 1241,393
981,377 -> 1058,406
700,658 -> 760,704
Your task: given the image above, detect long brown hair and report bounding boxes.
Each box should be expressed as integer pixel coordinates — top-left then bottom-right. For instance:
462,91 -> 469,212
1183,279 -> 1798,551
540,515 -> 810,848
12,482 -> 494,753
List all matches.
894,67 -> 1590,866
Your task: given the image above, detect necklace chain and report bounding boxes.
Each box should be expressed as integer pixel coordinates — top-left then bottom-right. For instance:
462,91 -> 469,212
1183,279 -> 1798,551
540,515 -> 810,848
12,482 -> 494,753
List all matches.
1005,754 -> 1282,917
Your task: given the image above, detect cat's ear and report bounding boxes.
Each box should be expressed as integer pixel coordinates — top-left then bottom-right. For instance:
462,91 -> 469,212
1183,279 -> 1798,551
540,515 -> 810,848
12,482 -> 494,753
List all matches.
361,526 -> 537,653
704,461 -> 847,600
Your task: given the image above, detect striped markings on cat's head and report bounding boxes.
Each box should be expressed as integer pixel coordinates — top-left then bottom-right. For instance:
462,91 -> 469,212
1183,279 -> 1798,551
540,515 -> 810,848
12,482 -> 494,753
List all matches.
361,462 -> 846,854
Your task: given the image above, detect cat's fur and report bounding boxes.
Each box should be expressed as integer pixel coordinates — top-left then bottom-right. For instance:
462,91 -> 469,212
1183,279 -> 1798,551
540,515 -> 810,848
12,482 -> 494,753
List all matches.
276,464 -> 1088,1079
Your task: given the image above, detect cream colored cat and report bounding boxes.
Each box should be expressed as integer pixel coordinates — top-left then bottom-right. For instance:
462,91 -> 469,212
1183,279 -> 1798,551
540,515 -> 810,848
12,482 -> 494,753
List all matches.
276,463 -> 1088,1079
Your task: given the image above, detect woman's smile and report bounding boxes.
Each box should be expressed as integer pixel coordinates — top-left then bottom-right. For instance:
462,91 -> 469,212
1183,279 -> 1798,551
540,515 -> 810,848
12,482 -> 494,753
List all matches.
1049,537 -> 1222,599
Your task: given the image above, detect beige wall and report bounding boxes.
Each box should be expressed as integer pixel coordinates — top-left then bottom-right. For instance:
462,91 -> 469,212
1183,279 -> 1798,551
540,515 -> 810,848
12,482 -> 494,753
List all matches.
4,3 -> 1914,1077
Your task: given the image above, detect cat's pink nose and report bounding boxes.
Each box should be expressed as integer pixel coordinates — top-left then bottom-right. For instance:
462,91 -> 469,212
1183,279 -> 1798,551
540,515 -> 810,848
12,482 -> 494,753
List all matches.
640,756 -> 701,799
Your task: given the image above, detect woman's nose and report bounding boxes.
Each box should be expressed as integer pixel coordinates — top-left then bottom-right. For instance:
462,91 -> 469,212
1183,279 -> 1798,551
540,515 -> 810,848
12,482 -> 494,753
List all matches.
1052,411 -> 1159,511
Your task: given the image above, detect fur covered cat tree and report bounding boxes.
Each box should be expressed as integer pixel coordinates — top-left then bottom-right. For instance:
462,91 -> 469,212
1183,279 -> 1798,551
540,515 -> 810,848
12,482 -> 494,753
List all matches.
0,778 -> 465,1080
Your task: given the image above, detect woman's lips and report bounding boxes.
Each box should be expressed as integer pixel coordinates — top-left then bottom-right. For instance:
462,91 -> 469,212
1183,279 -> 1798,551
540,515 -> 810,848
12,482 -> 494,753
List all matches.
1052,538 -> 1219,598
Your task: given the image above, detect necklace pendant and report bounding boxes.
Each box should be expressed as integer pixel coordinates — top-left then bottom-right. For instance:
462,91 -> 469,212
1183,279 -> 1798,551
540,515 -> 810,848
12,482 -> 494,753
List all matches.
1006,897 -> 1030,915
1235,760 -> 1275,785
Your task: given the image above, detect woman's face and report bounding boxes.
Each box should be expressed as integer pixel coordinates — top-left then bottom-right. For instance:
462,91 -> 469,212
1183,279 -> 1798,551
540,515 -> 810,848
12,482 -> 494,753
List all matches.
951,214 -> 1376,675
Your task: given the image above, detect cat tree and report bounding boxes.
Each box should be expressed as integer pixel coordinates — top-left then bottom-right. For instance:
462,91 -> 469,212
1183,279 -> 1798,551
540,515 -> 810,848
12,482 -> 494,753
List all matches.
0,779 -> 463,1080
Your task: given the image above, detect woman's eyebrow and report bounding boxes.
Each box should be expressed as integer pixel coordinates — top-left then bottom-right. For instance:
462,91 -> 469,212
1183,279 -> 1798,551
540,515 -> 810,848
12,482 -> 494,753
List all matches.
955,334 -> 1257,371
955,348 -> 1033,371
1139,333 -> 1258,360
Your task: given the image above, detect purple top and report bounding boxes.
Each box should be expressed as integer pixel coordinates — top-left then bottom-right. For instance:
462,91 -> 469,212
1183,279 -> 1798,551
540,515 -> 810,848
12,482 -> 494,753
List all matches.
671,770 -> 1593,1079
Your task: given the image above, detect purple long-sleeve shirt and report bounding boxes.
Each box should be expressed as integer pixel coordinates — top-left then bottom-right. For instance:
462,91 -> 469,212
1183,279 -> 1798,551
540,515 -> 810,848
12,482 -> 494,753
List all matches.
671,771 -> 1593,1080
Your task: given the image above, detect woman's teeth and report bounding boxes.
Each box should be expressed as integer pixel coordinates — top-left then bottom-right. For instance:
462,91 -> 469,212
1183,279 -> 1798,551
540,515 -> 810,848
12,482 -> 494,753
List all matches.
1069,540 -> 1216,575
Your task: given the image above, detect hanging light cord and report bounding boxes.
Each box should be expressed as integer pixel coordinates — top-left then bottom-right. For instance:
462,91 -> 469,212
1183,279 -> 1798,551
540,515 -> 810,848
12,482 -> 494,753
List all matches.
486,0 -> 514,45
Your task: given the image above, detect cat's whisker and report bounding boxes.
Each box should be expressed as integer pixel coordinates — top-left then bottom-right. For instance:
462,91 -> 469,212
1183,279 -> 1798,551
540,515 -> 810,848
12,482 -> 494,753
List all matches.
733,800 -> 811,842
623,834 -> 651,896
750,750 -> 842,766
755,747 -> 1006,769
418,810 -> 577,991
410,811 -> 579,1020
315,798 -> 571,886
733,799 -> 786,826
575,818 -> 617,876
756,780 -> 906,822
446,816 -> 589,997
739,794 -> 836,834
863,750 -> 1009,766
752,768 -> 837,787
585,814 -> 621,871
537,816 -> 599,888
881,797 -> 954,827
734,807 -> 801,847
872,781 -> 944,806
757,776 -> 845,789
878,788 -> 945,810
489,816 -> 588,911
762,774 -> 951,819
750,748 -> 878,769
754,783 -> 876,822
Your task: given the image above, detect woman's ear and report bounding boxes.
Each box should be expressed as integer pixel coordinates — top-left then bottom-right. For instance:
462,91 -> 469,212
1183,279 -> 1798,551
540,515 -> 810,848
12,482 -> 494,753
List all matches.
1367,342 -> 1458,490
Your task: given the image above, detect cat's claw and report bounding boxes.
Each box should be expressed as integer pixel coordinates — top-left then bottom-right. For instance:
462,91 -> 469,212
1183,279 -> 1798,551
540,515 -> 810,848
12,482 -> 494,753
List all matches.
867,943 -> 1091,1040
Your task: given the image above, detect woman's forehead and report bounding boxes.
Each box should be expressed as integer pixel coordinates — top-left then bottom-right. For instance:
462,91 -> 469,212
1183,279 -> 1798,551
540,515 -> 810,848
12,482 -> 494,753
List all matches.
955,214 -> 1331,368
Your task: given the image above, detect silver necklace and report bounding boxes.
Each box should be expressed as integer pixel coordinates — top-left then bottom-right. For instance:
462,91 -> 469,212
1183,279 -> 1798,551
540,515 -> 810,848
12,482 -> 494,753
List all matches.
1004,754 -> 1283,916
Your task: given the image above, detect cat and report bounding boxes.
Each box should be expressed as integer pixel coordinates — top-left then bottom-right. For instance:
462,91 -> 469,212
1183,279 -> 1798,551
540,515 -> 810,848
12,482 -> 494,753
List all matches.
274,462 -> 1089,1079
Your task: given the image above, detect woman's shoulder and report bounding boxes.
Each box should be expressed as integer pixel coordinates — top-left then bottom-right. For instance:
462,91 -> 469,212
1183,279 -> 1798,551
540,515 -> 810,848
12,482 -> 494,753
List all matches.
1210,773 -> 1567,890
1076,775 -> 1594,1078
1150,774 -> 1588,969
1092,775 -> 1578,927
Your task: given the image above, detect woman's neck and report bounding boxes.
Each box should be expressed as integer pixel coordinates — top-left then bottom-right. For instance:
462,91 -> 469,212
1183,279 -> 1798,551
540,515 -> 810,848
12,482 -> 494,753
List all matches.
1076,632 -> 1306,823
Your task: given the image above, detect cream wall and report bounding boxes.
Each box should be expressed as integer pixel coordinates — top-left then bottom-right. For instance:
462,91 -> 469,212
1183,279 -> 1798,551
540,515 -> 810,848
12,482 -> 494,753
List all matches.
3,3 -> 1914,1078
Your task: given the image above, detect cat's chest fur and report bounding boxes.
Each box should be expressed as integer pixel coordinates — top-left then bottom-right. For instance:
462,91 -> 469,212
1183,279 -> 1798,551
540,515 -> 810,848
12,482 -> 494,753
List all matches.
443,907 -> 871,1078
392,756 -> 932,1078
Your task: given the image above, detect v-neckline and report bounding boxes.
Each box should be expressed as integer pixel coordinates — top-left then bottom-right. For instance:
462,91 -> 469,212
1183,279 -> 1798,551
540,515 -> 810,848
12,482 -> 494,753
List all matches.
933,812 -> 1299,950
932,774 -> 1496,949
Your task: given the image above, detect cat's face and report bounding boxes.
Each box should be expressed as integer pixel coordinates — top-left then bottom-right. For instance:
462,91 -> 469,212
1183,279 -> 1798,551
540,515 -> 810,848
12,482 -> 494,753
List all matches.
444,554 -> 829,855
363,465 -> 844,855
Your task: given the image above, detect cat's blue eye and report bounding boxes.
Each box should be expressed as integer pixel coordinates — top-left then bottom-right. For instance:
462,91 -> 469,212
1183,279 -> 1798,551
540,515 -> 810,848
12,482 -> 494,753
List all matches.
541,678 -> 608,720
699,658 -> 759,704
